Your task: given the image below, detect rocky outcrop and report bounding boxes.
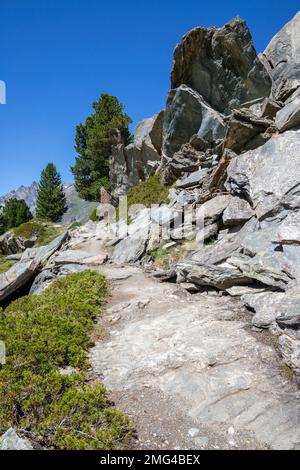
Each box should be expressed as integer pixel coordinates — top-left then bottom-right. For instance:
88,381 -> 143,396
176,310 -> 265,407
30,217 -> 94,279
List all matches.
162,85 -> 225,158
262,11 -> 300,101
226,129 -> 300,219
0,230 -> 36,255
110,113 -> 164,198
0,231 -> 68,303
171,17 -> 271,115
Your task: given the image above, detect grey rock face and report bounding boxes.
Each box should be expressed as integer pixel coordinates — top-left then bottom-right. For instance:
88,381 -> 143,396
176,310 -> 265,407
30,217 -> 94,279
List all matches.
275,97 -> 300,132
263,11 -> 300,101
134,110 -> 165,154
196,195 -> 233,225
0,428 -> 33,450
176,169 -> 210,189
171,17 -> 271,115
226,129 -> 300,219
112,230 -> 148,265
224,108 -> 272,154
222,197 -> 254,227
162,85 -> 225,158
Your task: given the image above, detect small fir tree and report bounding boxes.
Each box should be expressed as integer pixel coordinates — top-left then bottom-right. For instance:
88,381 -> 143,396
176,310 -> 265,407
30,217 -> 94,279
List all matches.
0,198 -> 32,234
36,163 -> 67,222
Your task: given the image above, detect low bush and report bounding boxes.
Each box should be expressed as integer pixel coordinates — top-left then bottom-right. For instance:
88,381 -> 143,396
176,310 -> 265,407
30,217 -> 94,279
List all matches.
13,219 -> 65,247
0,271 -> 133,449
125,175 -> 170,208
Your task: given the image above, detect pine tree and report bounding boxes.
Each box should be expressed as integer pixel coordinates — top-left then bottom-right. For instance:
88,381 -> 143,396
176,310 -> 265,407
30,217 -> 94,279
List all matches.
71,93 -> 132,201
0,199 -> 32,234
36,164 -> 67,222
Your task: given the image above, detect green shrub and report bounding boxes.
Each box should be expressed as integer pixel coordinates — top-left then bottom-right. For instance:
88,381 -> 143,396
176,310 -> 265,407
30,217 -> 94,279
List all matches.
126,175 -> 170,208
89,208 -> 98,222
117,175 -> 171,222
0,271 -> 133,449
13,219 -> 65,247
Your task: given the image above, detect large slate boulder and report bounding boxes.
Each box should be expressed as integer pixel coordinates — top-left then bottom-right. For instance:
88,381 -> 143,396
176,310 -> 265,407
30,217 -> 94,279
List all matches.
226,128 -> 300,219
171,17 -> 271,115
0,231 -> 68,304
162,85 -> 225,158
262,11 -> 300,101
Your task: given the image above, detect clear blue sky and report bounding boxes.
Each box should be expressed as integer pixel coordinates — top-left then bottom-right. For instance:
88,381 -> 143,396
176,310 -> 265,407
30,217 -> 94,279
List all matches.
0,0 -> 299,194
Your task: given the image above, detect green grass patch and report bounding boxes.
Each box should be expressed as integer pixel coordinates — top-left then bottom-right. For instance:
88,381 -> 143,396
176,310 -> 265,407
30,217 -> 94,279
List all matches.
13,219 -> 65,247
0,271 -> 133,450
0,256 -> 16,274
126,175 -> 170,208
117,175 -> 171,223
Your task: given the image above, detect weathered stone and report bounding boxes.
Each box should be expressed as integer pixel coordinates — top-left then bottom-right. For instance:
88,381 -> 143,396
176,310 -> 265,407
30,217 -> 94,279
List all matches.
51,249 -> 108,267
196,195 -> 233,225
226,129 -> 300,219
176,169 -> 210,189
260,97 -> 282,119
177,260 -> 253,290
275,97 -> 300,132
162,85 -> 225,158
112,230 -> 148,265
195,223 -> 219,244
209,149 -> 237,193
275,215 -> 300,245
0,428 -> 33,450
171,17 -> 271,115
222,197 -> 254,227
134,110 -> 164,154
262,11 -> 300,101
0,229 -> 35,256
0,231 -> 68,304
150,206 -> 182,227
279,333 -> 300,382
161,143 -> 205,184
229,252 -> 295,290
242,290 -> 285,328
224,108 -> 271,154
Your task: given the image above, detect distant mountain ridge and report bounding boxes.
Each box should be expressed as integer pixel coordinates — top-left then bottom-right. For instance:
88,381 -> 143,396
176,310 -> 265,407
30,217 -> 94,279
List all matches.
0,182 -> 98,224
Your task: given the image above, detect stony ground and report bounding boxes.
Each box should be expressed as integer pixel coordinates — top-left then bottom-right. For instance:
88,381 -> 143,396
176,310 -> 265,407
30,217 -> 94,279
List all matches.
90,264 -> 300,450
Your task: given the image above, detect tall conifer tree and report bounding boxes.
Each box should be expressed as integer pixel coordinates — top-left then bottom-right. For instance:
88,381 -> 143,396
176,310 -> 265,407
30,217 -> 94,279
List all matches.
36,163 -> 67,222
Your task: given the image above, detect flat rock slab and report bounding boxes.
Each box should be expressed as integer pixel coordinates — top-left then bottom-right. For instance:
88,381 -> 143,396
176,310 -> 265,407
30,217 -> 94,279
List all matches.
91,268 -> 300,450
